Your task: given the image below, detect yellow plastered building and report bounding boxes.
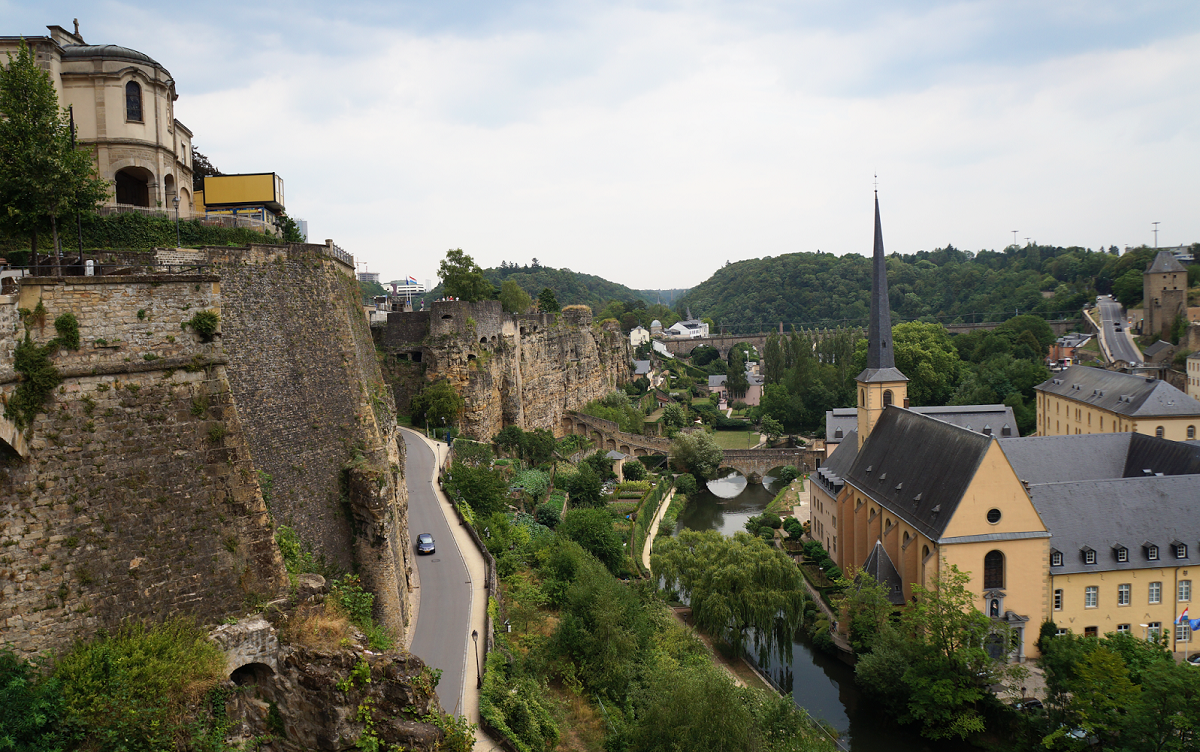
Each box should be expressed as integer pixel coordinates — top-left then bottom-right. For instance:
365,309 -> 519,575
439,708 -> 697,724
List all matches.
1034,366 -> 1200,442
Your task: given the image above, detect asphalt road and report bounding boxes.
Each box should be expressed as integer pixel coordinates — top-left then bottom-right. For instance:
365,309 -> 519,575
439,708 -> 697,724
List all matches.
1097,297 -> 1142,364
403,430 -> 471,714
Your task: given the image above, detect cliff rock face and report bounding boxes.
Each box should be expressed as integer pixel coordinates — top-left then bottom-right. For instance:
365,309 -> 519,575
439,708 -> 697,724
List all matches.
376,300 -> 630,440
0,243 -> 413,655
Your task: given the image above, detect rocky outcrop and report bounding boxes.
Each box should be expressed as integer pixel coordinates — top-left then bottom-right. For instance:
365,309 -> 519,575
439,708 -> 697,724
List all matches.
214,607 -> 443,751
376,300 -> 630,441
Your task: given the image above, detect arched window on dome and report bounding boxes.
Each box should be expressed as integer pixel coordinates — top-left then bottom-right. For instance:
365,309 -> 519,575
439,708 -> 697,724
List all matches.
126,81 -> 143,122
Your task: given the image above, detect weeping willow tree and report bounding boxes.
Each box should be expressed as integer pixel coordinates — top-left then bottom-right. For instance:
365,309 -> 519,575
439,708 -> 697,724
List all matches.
652,529 -> 809,660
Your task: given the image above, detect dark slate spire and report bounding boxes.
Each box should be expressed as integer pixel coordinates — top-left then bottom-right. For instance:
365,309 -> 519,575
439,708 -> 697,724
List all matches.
856,194 -> 907,384
868,194 -> 895,369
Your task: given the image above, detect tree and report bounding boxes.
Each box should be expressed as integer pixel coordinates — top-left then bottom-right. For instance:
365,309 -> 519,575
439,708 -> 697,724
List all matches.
277,211 -> 304,243
652,530 -> 808,659
438,249 -> 492,302
522,428 -> 556,466
444,462 -> 508,516
494,425 -> 525,456
761,415 -> 784,443
409,378 -> 464,428
853,322 -> 962,407
726,345 -> 749,399
1111,268 -> 1143,308
661,402 -> 687,429
675,473 -> 698,497
537,287 -> 560,312
670,431 -> 723,480
558,508 -> 624,575
498,279 -> 532,314
0,41 -> 108,260
623,459 -> 646,481
190,146 -> 221,191
562,463 -> 603,507
831,568 -> 894,655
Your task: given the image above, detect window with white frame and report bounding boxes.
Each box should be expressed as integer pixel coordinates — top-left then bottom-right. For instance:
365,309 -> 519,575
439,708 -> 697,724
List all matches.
1150,582 -> 1162,604
1118,584 -> 1131,606
1084,549 -> 1096,565
1051,551 -> 1063,567
1148,622 -> 1162,638
1085,586 -> 1098,608
1177,624 -> 1191,643
1180,580 -> 1192,602
1055,628 -> 1069,637
1054,589 -> 1063,610
1148,545 -> 1159,560
1117,624 -> 1130,634
1176,543 -> 1188,559
1116,547 -> 1128,562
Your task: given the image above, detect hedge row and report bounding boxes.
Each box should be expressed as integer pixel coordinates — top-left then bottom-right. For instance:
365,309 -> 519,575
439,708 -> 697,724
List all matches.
0,211 -> 283,256
629,474 -> 675,577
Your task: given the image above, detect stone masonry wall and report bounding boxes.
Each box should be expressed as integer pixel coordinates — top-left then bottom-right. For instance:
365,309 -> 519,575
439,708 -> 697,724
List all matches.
209,244 -> 412,635
0,276 -> 285,657
376,300 -> 631,441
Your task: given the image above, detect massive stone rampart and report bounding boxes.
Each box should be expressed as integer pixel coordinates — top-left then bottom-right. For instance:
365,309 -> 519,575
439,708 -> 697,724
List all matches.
376,300 -> 630,440
0,243 -> 413,655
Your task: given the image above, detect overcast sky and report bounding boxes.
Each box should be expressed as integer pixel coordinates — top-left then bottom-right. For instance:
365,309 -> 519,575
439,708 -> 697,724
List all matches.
9,1 -> 1200,290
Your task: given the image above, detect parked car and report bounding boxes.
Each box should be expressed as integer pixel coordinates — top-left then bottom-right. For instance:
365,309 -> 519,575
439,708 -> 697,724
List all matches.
1016,698 -> 1044,711
416,533 -> 435,555
1186,654 -> 1200,667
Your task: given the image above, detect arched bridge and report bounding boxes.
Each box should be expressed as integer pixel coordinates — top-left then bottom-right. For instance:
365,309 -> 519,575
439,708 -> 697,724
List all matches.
721,448 -> 823,484
657,334 -> 770,359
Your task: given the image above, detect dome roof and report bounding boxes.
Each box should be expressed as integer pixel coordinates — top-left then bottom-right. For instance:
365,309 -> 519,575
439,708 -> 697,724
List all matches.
61,44 -> 163,69
650,319 -> 662,327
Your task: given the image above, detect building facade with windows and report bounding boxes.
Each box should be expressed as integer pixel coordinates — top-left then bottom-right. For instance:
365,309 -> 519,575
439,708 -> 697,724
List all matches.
1034,366 -> 1200,442
0,23 -> 195,218
1143,250 -> 1188,341
1188,352 -> 1200,401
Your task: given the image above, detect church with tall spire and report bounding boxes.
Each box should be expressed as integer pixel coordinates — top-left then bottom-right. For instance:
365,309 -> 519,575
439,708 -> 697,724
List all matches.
803,194 -> 1200,663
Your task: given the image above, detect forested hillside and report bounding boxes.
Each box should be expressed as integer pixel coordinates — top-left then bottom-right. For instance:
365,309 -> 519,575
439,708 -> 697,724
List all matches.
678,244 -> 1199,331
483,260 -> 647,310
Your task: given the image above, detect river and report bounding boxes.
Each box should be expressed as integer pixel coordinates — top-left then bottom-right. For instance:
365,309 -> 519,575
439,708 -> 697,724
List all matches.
675,469 -> 960,752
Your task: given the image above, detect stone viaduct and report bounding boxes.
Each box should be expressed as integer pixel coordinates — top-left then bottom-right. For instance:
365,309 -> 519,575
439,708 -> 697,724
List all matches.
560,412 -> 824,483
653,317 -> 1080,359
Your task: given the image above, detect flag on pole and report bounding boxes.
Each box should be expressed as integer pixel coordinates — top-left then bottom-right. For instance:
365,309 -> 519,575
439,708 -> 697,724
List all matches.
1178,606 -> 1190,625
406,276 -> 418,285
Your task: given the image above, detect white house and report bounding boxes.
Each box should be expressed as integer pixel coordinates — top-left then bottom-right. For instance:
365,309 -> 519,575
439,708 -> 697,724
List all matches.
630,326 -> 650,347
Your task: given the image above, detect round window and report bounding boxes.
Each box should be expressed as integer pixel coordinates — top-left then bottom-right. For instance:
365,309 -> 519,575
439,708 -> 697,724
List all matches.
986,508 -> 1002,524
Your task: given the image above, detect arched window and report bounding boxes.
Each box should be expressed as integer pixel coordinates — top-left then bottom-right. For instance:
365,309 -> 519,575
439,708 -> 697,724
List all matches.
922,545 -> 930,560
860,388 -> 865,406
983,550 -> 1004,590
126,81 -> 143,122
883,390 -> 893,406
1156,426 -> 1165,438
1189,426 -> 1196,440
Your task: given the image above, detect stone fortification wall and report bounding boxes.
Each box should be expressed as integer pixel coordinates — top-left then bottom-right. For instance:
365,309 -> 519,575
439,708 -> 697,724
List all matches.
208,244 -> 411,634
0,275 -> 285,656
376,299 -> 630,441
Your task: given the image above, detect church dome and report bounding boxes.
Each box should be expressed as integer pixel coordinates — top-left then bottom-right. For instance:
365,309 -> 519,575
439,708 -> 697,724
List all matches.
650,319 -> 662,327
61,44 -> 164,69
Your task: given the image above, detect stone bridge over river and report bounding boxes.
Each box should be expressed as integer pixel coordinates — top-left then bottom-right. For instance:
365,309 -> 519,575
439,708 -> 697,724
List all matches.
561,412 -> 824,483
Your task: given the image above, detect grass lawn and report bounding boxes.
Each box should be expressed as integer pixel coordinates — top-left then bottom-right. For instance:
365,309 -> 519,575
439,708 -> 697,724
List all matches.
711,430 -> 759,450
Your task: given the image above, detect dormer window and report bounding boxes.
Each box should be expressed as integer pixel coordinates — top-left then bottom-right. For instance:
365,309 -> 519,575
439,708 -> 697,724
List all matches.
1147,545 -> 1160,561
1176,543 -> 1188,559
1051,550 -> 1063,567
1083,548 -> 1096,565
1115,546 -> 1128,563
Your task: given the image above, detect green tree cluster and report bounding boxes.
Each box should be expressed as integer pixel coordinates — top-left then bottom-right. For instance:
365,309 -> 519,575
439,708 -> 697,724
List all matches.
409,378 -> 464,429
438,248 -> 492,302
669,430 -> 723,480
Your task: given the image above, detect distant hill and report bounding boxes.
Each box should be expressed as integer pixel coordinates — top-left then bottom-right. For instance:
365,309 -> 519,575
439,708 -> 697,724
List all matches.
635,289 -> 690,307
481,263 -> 649,311
676,244 -> 1174,332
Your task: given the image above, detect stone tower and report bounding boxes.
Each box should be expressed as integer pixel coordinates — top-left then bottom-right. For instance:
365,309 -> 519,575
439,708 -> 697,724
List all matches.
856,194 -> 908,447
1143,250 -> 1187,341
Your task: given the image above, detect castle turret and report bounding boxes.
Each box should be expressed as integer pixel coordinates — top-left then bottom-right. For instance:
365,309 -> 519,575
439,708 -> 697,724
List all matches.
856,194 -> 908,447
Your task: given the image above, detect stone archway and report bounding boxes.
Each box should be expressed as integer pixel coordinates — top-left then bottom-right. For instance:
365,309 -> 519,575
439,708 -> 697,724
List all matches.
115,166 -> 154,207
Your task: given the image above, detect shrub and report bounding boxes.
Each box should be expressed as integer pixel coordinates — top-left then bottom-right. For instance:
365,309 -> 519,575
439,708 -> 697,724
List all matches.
535,502 -> 560,529
675,473 -> 698,497
623,460 -> 647,481
758,526 -> 775,540
186,310 -> 220,341
330,575 -> 393,651
53,312 -> 80,350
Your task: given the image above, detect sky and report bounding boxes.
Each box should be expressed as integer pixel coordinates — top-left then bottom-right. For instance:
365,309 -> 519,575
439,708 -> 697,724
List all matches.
8,1 -> 1200,291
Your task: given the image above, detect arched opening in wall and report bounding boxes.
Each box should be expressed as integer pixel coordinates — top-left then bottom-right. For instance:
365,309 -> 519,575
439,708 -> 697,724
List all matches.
230,662 -> 274,687
467,354 -> 476,361
164,174 -> 176,209
409,351 -> 422,363
883,390 -> 893,407
179,186 -> 191,214
115,167 -> 152,207
983,550 -> 1004,590
520,327 -> 526,335
125,80 -> 143,122
480,337 -> 488,346
441,315 -> 453,321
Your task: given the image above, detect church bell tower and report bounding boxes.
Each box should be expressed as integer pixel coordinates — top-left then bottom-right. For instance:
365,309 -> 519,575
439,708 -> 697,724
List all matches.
856,194 -> 908,447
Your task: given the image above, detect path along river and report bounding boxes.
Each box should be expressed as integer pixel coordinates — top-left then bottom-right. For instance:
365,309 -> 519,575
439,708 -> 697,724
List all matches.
675,469 -> 971,752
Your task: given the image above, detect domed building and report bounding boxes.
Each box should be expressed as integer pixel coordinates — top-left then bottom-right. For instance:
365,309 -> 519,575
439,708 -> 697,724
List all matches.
649,319 -> 662,336
1,22 -> 195,217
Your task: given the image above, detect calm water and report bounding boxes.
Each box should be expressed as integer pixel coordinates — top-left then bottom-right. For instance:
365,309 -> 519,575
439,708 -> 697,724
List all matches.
675,470 -> 959,752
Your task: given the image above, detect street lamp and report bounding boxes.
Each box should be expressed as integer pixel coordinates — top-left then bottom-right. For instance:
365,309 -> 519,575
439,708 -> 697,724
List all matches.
172,194 -> 181,248
471,629 -> 481,688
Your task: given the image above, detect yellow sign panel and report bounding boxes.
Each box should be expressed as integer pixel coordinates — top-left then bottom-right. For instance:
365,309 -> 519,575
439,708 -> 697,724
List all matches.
203,173 -> 284,210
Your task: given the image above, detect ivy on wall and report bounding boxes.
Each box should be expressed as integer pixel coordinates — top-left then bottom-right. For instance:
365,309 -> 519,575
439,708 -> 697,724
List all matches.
0,211 -> 283,254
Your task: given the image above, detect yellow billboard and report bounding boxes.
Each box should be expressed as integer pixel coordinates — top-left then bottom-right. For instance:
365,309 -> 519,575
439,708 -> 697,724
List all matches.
202,173 -> 284,211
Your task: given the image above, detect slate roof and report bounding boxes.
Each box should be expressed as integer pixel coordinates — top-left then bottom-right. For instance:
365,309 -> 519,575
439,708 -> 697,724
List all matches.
1146,250 -> 1188,274
1033,366 -> 1200,417
812,428 -> 858,497
843,408 -> 993,541
825,404 -> 1017,443
1143,340 -> 1174,359
998,434 -> 1133,484
1032,475 -> 1200,575
61,44 -> 163,68
708,375 -> 727,388
633,360 -> 651,376
1123,431 -> 1200,476
861,540 -> 906,605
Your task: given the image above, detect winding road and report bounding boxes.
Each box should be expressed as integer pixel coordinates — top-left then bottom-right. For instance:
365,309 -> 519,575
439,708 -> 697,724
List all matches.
1096,296 -> 1142,365
402,430 -> 471,714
